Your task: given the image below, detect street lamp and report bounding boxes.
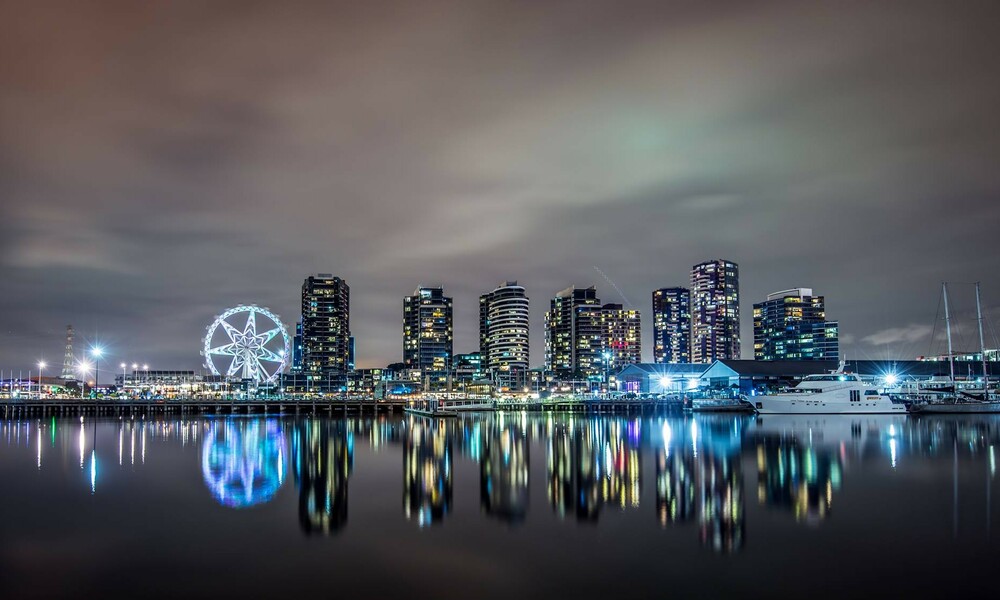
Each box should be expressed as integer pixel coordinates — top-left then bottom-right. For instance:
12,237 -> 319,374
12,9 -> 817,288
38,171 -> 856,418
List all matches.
602,351 -> 612,393
37,361 -> 46,399
91,347 -> 104,392
77,361 -> 92,399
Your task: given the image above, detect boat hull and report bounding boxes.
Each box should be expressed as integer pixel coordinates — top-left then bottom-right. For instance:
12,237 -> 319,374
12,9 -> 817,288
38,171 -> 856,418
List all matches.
689,400 -> 755,413
753,396 -> 907,415
909,402 -> 1000,414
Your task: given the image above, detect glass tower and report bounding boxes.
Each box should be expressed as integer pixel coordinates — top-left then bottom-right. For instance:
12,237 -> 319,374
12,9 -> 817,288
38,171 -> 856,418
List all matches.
753,288 -> 839,361
691,260 -> 740,363
652,287 -> 691,363
403,286 -> 454,373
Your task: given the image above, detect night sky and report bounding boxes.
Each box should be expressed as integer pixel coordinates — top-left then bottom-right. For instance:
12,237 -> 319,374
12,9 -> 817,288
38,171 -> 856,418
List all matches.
2,0 -> 999,372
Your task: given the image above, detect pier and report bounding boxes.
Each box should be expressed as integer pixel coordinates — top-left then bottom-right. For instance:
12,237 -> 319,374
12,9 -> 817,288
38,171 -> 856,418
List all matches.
1,396 -> 685,418
0,398 -> 407,419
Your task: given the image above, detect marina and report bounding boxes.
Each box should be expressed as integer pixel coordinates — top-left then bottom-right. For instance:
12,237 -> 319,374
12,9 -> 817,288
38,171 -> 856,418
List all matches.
2,410 -> 998,598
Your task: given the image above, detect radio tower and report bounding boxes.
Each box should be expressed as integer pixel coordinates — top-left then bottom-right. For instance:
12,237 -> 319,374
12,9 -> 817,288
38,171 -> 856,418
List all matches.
60,325 -> 75,379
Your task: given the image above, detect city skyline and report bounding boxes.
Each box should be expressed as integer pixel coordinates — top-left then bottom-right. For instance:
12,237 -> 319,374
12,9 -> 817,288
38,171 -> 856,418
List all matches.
1,272 -> 998,373
2,1 -> 1000,371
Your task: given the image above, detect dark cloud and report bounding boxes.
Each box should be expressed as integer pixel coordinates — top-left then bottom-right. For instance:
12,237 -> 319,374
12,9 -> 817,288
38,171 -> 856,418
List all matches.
2,0 -> 999,371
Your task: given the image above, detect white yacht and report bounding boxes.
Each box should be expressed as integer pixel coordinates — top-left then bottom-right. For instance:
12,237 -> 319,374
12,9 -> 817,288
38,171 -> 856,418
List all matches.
753,374 -> 906,414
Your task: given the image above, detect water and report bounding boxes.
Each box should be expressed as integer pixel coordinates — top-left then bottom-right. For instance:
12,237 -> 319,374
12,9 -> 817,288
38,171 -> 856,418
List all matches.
1,412 -> 998,598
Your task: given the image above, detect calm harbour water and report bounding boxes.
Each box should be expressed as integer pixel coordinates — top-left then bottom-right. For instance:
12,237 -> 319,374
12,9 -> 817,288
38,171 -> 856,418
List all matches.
1,411 -> 998,599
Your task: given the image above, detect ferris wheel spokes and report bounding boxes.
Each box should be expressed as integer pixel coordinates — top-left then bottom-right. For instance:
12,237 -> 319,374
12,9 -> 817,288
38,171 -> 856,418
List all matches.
256,347 -> 285,364
202,305 -> 291,384
206,342 -> 239,357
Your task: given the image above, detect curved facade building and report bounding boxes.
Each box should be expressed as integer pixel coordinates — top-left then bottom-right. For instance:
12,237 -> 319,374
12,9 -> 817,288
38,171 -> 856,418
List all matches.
479,282 -> 530,379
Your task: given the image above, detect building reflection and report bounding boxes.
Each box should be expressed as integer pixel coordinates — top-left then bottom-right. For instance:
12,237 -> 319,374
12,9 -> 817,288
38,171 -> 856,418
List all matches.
201,419 -> 286,508
755,437 -> 842,523
697,445 -> 744,553
749,416 -> 906,525
403,417 -> 453,527
10,411 -> 1000,545
656,438 -> 695,525
547,417 -> 641,522
293,420 -> 353,535
656,417 -> 746,553
480,415 -> 529,524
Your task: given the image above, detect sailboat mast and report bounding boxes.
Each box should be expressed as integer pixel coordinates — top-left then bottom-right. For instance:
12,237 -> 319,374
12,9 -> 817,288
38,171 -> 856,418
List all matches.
943,282 -> 956,383
976,282 -> 989,384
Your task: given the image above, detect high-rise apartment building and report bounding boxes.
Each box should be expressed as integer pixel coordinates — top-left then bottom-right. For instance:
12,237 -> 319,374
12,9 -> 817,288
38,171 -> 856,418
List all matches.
301,275 -> 351,382
545,286 -> 601,380
691,260 -> 740,363
652,287 -> 691,363
403,286 -> 454,372
479,282 -> 530,380
600,303 -> 642,371
753,288 -> 839,361
292,319 -> 303,373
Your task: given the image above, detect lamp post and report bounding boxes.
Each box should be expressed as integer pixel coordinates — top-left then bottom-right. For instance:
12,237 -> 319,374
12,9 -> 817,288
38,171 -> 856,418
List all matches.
36,361 -> 46,399
120,363 -> 127,397
602,351 -> 612,395
131,363 -> 138,398
91,347 -> 104,394
77,362 -> 92,399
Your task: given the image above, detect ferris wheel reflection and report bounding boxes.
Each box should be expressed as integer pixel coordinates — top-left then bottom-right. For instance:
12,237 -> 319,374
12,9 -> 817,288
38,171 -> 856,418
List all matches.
201,419 -> 287,508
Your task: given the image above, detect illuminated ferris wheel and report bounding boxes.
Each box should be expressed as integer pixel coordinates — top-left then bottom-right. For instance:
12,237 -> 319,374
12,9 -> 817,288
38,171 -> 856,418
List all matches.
202,305 -> 290,383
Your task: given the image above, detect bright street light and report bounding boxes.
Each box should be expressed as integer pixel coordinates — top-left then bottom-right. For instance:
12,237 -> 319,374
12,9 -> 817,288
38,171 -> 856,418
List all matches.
77,361 -> 92,399
36,360 -> 47,398
91,346 -> 103,390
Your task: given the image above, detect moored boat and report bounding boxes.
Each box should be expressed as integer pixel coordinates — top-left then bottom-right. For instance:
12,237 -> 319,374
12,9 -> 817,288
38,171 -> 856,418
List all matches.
753,374 -> 906,414
687,397 -> 755,413
904,282 -> 997,414
908,398 -> 1000,413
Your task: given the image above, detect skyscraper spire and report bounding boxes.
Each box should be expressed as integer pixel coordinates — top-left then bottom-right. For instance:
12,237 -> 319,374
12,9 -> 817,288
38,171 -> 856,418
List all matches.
60,325 -> 75,379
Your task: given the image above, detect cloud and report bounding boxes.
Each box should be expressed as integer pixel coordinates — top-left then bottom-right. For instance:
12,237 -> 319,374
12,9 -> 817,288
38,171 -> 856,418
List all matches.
1,0 -> 1000,369
862,325 -> 934,346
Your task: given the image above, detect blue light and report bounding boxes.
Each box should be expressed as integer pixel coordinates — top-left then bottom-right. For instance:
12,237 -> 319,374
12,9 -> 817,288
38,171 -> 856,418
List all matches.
202,419 -> 286,508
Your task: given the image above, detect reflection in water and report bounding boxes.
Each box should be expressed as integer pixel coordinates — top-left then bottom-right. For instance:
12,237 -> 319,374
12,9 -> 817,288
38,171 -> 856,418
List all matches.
548,419 -> 600,521
404,417 -> 452,527
656,424 -> 695,525
750,416 -> 910,525
698,441 -> 744,553
201,419 -> 287,508
293,420 -> 353,535
547,417 -> 642,522
6,411 -> 1000,551
754,421 -> 848,523
480,415 -> 529,523
654,417 -> 746,553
